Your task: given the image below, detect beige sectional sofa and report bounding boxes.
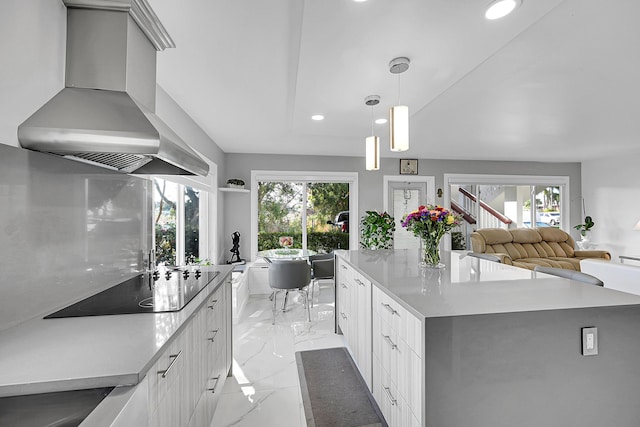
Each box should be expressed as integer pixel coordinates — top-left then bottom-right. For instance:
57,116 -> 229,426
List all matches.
470,227 -> 610,271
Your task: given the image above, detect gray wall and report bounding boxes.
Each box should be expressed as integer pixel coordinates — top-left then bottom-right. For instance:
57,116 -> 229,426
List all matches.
224,153 -> 581,259
0,144 -> 150,331
426,306 -> 640,426
0,1 -> 229,265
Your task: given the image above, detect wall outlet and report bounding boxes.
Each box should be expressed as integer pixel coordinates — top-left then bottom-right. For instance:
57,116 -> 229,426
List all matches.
582,327 -> 598,356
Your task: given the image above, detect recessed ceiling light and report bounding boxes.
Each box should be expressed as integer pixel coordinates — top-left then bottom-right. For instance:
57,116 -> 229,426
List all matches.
375,118 -> 387,125
485,0 -> 521,20
353,0 -> 368,2
311,114 -> 325,121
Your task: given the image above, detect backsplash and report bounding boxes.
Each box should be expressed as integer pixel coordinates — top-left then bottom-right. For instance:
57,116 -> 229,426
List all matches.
0,144 -> 151,331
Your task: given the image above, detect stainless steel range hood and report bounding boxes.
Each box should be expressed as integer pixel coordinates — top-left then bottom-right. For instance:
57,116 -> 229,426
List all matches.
18,0 -> 209,176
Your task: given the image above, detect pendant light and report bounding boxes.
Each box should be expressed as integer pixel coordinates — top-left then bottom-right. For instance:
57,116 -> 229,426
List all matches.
364,95 -> 380,171
389,57 -> 410,152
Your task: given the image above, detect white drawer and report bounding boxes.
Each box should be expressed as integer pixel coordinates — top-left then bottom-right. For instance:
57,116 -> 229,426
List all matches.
148,331 -> 186,415
372,356 -> 421,427
352,269 -> 370,289
373,311 -> 422,424
337,280 -> 350,334
336,257 -> 353,284
373,286 -> 422,355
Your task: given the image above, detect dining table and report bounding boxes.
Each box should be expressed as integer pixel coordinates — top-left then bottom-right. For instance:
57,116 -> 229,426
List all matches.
257,248 -> 317,261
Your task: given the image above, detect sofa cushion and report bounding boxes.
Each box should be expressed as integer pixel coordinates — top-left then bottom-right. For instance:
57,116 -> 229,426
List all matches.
509,229 -> 542,244
471,228 -> 512,254
476,228 -> 513,244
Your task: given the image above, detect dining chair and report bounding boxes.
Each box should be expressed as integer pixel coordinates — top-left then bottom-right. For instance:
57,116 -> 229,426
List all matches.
309,253 -> 335,307
268,259 -> 312,324
533,265 -> 604,286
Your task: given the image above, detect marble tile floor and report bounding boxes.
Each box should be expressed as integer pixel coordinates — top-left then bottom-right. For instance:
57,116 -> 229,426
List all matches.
211,282 -> 344,426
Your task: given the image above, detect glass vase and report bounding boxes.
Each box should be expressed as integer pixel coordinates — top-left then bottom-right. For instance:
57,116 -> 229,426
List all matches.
420,236 -> 445,269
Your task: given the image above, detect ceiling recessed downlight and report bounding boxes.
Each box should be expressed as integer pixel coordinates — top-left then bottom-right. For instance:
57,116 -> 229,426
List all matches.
311,114 -> 325,121
485,0 -> 521,20
375,118 -> 387,125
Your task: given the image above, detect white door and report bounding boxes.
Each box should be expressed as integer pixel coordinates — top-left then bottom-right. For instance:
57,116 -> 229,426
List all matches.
385,178 -> 434,250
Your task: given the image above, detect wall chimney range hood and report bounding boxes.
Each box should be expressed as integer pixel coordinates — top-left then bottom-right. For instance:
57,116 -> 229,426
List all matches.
18,0 -> 209,176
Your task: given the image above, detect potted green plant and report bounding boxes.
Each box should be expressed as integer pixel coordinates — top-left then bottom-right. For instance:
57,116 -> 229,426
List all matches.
574,215 -> 595,240
360,210 -> 395,250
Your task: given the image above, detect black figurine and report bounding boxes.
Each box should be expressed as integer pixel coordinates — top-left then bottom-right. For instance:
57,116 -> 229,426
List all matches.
228,231 -> 244,264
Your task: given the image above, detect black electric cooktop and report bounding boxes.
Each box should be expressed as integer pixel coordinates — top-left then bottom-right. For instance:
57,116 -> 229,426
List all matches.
45,267 -> 219,318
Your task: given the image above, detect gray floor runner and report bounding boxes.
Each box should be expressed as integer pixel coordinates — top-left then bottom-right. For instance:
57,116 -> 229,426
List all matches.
295,347 -> 386,427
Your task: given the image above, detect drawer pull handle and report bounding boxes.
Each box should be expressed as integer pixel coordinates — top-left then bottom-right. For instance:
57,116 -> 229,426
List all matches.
207,299 -> 219,309
341,265 -> 347,270
354,278 -> 365,287
158,349 -> 182,378
341,283 -> 348,289
383,386 -> 397,406
208,329 -> 220,342
208,376 -> 221,393
340,312 -> 348,320
383,334 -> 397,350
381,303 -> 398,316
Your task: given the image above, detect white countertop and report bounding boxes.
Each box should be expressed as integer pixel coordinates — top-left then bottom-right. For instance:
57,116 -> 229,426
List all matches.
0,266 -> 233,397
337,250 -> 640,319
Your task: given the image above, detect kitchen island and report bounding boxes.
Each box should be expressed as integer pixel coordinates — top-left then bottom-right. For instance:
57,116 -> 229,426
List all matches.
336,249 -> 640,427
0,265 -> 233,426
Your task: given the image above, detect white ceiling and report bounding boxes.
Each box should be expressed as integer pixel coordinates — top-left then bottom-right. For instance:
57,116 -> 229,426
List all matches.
147,0 -> 640,163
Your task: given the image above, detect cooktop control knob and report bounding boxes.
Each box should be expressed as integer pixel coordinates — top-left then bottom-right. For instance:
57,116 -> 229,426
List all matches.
195,269 -> 202,279
183,270 -> 190,279
165,271 -> 172,280
152,270 -> 160,281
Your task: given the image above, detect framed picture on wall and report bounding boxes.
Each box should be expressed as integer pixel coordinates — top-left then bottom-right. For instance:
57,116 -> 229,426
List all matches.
399,159 -> 418,175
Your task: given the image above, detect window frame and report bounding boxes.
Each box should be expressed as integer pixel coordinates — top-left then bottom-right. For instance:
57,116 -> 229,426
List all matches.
149,168 -> 217,266
250,170 -> 358,260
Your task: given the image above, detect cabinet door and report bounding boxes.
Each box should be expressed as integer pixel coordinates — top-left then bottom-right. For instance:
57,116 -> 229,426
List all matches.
337,279 -> 351,336
352,271 -> 372,389
149,331 -> 186,427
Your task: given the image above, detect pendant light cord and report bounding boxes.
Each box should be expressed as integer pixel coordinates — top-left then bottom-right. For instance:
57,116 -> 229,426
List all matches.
370,104 -> 374,135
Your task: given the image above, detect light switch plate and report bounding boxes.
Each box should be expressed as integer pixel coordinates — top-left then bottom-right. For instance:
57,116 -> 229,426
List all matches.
582,327 -> 598,356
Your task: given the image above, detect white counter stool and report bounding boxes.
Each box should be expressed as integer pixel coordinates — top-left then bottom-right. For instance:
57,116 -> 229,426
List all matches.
467,252 -> 502,263
268,259 -> 312,324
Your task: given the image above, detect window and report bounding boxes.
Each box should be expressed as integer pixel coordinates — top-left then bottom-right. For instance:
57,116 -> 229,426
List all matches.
256,181 -> 350,252
251,171 -> 358,259
444,174 -> 569,250
153,177 -> 209,266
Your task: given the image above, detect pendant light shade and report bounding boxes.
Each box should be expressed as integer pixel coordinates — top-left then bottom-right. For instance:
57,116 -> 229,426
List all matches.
389,105 -> 409,152
389,57 -> 410,152
365,135 -> 380,170
364,95 -> 381,171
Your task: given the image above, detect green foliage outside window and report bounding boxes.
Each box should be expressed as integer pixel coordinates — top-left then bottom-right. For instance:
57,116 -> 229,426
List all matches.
258,232 -> 349,253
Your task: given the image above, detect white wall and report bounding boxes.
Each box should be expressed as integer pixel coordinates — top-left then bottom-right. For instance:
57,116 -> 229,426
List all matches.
155,87 -> 228,263
582,153 -> 640,260
0,1 -> 66,147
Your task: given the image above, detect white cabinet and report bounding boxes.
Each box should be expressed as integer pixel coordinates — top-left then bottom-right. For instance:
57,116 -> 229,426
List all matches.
372,286 -> 422,427
148,329 -> 187,427
336,258 -> 372,389
336,254 -> 424,427
148,277 -> 232,427
247,263 -> 271,295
